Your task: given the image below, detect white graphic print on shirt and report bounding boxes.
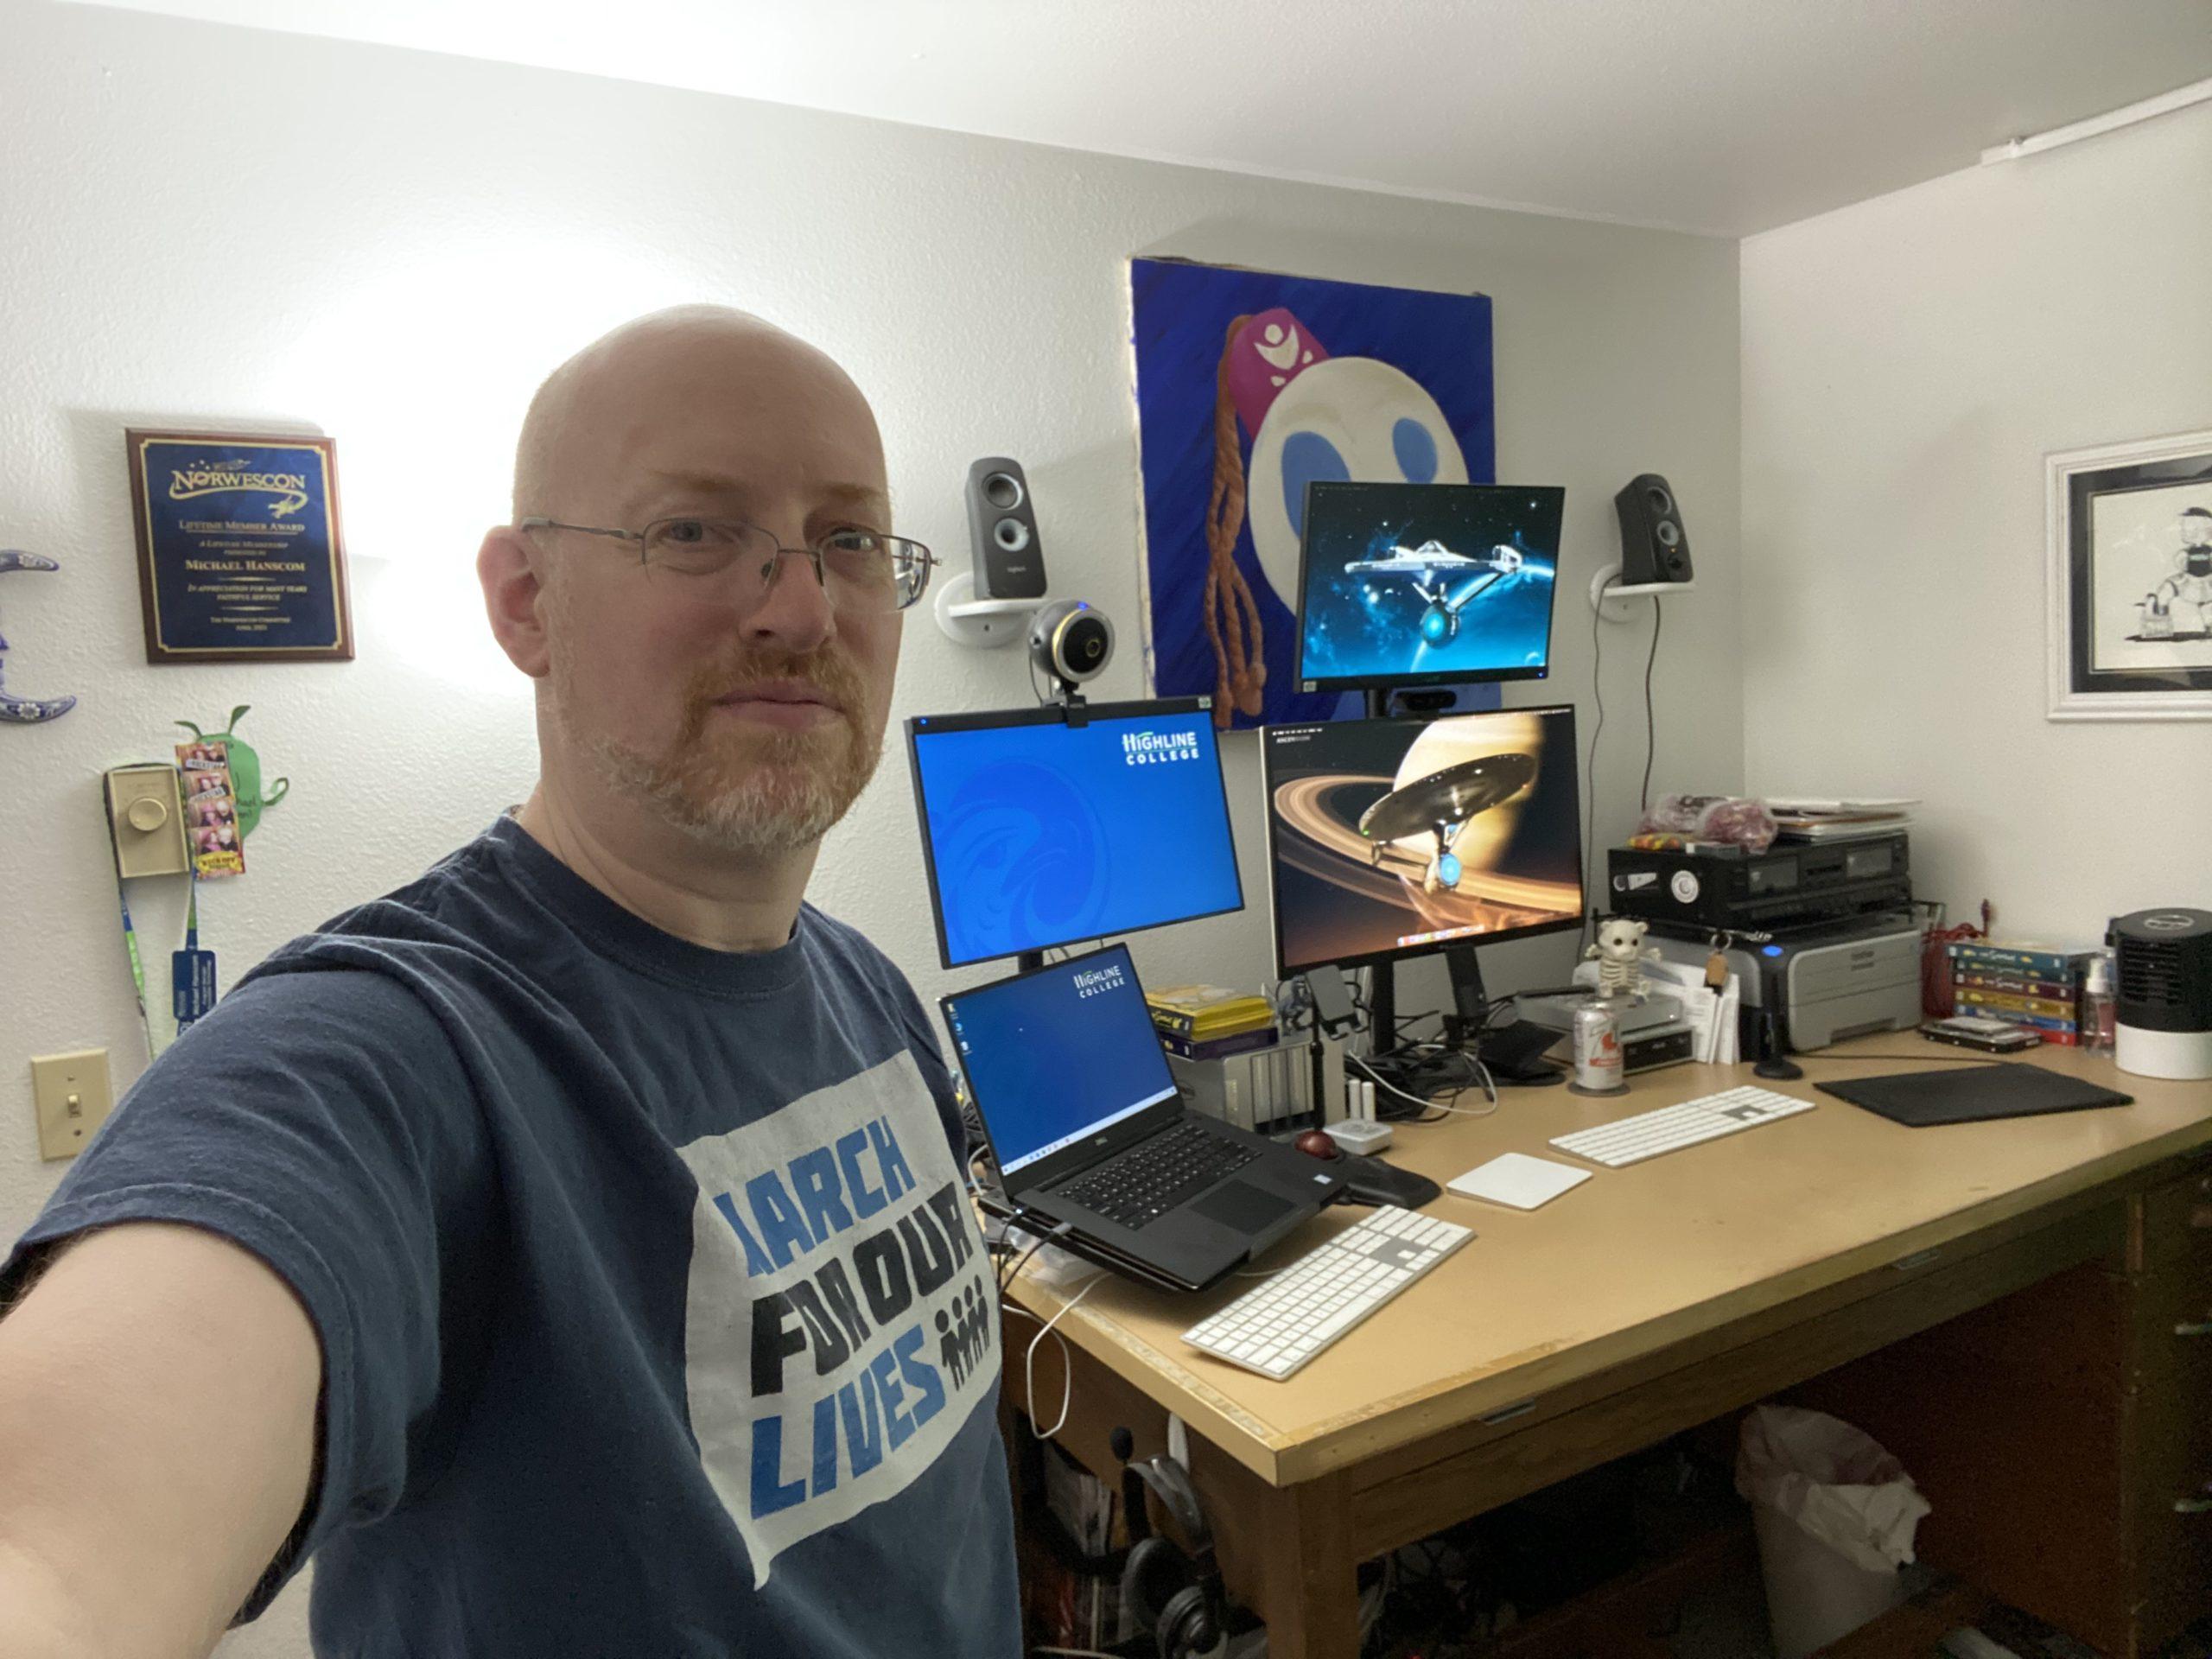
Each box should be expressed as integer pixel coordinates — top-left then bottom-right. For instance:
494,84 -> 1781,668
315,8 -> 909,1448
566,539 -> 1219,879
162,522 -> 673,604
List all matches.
677,1052 -> 998,1587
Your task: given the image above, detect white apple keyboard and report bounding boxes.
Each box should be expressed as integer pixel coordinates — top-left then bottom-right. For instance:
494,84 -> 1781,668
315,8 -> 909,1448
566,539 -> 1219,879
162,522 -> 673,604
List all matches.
1548,1085 -> 1815,1168
1182,1205 -> 1472,1380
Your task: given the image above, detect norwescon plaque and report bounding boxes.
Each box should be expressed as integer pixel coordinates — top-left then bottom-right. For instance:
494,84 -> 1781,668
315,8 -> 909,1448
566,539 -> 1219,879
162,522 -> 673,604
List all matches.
127,430 -> 353,663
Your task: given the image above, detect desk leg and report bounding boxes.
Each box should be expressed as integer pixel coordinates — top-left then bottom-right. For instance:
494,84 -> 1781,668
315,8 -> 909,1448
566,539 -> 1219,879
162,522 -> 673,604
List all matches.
1226,1469 -> 1360,1659
997,1325 -> 1363,1656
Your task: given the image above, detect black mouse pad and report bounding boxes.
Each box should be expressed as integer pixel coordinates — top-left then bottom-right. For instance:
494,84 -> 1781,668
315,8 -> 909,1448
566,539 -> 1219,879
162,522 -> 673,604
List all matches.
1816,1063 -> 2133,1127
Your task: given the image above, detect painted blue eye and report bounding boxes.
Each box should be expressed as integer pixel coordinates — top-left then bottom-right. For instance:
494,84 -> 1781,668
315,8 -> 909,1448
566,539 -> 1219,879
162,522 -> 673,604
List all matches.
1281,432 -> 1349,540
1393,418 -> 1439,485
1438,853 -> 1462,887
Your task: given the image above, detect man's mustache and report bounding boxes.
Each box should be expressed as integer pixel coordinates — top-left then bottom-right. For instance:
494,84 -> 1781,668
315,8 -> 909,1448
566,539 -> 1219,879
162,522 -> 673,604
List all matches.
677,649 -> 868,737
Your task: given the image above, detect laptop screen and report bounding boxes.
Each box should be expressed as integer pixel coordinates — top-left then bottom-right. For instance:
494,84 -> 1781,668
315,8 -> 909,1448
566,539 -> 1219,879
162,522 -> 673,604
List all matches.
942,945 -> 1179,1177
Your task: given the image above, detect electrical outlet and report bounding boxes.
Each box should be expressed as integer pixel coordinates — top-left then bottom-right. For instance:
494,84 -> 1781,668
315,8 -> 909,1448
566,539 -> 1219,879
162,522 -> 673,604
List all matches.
32,1049 -> 112,1160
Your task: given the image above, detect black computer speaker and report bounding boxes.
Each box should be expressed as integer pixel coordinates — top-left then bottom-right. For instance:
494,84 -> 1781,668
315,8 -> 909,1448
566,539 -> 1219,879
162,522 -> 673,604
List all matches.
1615,474 -> 1694,585
965,457 -> 1048,601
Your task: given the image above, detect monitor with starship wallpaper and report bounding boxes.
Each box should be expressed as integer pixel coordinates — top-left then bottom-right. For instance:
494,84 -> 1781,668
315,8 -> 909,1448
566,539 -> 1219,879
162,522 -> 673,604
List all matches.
1295,480 -> 1564,696
1263,705 -> 1583,976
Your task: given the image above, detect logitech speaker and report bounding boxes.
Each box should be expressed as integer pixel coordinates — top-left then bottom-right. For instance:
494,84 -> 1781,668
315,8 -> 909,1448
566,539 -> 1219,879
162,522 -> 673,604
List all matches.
965,457 -> 1048,601
1615,474 -> 1694,585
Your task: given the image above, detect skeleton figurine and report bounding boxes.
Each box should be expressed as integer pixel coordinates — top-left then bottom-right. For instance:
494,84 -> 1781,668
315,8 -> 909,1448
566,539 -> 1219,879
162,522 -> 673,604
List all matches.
1586,915 -> 1660,1000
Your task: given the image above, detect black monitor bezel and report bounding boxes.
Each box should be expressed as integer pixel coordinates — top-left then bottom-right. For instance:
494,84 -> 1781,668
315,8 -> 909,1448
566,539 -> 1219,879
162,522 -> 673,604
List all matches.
938,941 -> 1185,1196
1260,702 -> 1586,979
1292,480 -> 1567,696
905,695 -> 1246,971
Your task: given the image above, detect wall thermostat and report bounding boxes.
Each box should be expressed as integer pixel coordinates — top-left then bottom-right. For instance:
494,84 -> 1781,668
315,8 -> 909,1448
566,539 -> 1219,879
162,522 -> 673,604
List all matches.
104,765 -> 191,878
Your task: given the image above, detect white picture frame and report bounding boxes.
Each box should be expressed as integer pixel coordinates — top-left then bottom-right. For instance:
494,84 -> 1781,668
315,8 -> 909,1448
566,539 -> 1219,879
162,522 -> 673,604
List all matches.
2047,427 -> 2212,721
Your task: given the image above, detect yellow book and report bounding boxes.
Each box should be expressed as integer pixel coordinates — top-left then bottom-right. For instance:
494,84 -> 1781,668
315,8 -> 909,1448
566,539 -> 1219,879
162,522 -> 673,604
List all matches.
1146,984 -> 1275,1038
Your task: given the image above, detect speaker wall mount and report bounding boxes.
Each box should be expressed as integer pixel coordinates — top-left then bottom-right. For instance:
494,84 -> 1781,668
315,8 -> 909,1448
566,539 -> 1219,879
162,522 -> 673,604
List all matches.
932,571 -> 1034,648
1589,560 -> 1696,624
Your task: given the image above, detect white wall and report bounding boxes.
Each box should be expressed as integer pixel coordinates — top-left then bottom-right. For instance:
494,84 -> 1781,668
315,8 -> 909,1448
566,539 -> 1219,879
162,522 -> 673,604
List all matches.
0,5 -> 1738,1650
1741,100 -> 2212,941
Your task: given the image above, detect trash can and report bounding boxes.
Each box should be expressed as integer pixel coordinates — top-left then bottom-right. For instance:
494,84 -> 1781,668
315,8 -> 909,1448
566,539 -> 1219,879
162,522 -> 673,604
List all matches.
1735,1404 -> 1932,1659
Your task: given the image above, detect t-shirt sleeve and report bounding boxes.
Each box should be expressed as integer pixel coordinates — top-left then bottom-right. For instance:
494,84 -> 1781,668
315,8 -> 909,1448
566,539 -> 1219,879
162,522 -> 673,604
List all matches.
0,966 -> 484,1619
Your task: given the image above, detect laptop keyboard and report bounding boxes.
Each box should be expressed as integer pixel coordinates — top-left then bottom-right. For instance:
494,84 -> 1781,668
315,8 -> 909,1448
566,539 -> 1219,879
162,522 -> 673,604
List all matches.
1052,1121 -> 1259,1230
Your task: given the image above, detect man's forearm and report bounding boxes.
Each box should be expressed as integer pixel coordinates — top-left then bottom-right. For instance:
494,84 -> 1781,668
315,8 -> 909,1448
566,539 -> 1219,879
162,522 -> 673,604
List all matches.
0,1531 -> 120,1659
0,1224 -> 319,1659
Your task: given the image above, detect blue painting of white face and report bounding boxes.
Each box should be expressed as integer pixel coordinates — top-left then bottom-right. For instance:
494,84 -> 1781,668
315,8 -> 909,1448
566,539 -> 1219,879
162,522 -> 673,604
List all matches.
1244,357 -> 1469,613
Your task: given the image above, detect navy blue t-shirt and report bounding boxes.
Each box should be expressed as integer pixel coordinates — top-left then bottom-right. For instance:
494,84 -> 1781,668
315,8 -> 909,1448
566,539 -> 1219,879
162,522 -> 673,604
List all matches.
1,817 -> 1020,1656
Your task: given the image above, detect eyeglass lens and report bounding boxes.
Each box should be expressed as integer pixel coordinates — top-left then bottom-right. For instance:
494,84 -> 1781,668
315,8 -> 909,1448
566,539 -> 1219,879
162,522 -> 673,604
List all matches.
641,520 -> 925,609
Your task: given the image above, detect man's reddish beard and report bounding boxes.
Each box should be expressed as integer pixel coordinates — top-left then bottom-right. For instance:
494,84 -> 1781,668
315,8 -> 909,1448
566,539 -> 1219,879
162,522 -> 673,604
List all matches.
583,645 -> 882,855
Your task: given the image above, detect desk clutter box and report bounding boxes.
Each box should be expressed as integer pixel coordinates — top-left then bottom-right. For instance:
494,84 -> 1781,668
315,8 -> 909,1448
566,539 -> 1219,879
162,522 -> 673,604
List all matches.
1166,1039 -> 1314,1135
1947,942 -> 2088,1046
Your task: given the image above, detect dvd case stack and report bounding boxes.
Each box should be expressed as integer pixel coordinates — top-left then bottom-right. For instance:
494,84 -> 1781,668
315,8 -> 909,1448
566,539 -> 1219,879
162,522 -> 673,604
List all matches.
1946,941 -> 2091,1046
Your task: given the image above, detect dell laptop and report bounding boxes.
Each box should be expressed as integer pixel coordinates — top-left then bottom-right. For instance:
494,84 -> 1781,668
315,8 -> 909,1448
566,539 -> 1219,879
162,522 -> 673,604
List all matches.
942,944 -> 1346,1292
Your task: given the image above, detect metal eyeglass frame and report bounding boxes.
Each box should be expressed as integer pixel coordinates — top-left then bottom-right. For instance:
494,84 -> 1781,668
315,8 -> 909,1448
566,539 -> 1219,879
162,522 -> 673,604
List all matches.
517,516 -> 938,612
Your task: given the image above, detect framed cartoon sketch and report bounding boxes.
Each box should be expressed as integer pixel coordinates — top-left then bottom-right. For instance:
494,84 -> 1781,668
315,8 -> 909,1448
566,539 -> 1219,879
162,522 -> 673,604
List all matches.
2047,427 -> 2212,721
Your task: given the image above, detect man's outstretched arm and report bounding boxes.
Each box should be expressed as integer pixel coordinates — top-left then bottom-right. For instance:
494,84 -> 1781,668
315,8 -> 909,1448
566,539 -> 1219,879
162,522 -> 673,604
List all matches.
0,1223 -> 321,1659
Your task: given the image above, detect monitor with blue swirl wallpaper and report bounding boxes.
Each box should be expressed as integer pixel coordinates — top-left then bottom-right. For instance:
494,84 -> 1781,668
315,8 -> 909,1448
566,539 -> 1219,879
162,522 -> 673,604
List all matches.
906,699 -> 1244,969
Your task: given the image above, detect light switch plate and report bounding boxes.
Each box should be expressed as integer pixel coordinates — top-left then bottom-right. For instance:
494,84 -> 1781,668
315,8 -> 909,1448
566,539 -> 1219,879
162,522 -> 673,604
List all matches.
32,1049 -> 113,1160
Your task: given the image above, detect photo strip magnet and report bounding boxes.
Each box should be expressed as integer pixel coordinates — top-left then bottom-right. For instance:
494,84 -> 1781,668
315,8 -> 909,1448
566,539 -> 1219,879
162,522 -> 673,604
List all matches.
175,737 -> 245,877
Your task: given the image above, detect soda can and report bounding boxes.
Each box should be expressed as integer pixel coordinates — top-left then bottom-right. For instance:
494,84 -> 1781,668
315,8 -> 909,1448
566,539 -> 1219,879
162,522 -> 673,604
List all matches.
1571,1002 -> 1624,1094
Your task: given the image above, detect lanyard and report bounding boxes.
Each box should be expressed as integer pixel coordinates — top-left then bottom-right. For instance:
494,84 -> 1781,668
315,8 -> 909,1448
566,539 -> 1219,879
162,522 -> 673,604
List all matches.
113,879 -> 158,1061
173,878 -> 218,1038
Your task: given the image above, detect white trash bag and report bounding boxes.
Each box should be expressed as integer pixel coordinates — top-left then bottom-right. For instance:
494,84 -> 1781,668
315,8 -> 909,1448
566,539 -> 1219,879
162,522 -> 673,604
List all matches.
1735,1405 -> 1933,1659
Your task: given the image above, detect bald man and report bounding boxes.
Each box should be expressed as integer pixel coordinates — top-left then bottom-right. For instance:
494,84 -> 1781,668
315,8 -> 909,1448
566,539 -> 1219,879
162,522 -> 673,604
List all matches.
0,309 -> 1021,1657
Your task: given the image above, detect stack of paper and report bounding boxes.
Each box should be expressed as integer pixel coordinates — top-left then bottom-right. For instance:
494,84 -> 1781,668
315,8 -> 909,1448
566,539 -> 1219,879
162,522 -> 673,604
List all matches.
1764,797 -> 1918,842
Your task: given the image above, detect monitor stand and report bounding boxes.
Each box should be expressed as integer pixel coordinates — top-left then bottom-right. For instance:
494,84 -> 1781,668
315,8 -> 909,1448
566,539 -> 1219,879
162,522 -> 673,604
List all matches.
1364,945 -> 1564,1090
1445,944 -> 1565,1084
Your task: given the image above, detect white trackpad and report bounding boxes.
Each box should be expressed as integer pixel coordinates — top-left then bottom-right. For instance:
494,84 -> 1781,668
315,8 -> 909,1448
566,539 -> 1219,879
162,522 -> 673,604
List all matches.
1447,1152 -> 1592,1211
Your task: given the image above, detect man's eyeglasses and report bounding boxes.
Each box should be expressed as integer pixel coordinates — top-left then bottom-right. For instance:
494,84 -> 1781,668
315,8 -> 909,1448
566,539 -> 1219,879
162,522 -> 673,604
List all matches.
518,516 -> 938,613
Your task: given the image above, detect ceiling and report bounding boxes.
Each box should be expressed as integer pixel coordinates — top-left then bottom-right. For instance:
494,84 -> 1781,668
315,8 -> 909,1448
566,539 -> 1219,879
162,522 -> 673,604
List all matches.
83,0 -> 2212,235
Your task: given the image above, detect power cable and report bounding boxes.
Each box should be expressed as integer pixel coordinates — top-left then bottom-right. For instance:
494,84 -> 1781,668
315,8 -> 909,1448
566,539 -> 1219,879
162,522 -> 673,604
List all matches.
1641,596 -> 1663,813
1584,572 -> 1611,944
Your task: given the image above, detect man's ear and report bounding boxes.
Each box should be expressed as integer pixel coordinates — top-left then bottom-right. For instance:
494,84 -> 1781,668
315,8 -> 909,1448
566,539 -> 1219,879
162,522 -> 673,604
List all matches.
479,525 -> 553,678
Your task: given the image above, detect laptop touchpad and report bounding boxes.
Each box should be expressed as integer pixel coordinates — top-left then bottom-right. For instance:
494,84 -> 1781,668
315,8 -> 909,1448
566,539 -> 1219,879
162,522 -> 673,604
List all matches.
1192,1181 -> 1292,1232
